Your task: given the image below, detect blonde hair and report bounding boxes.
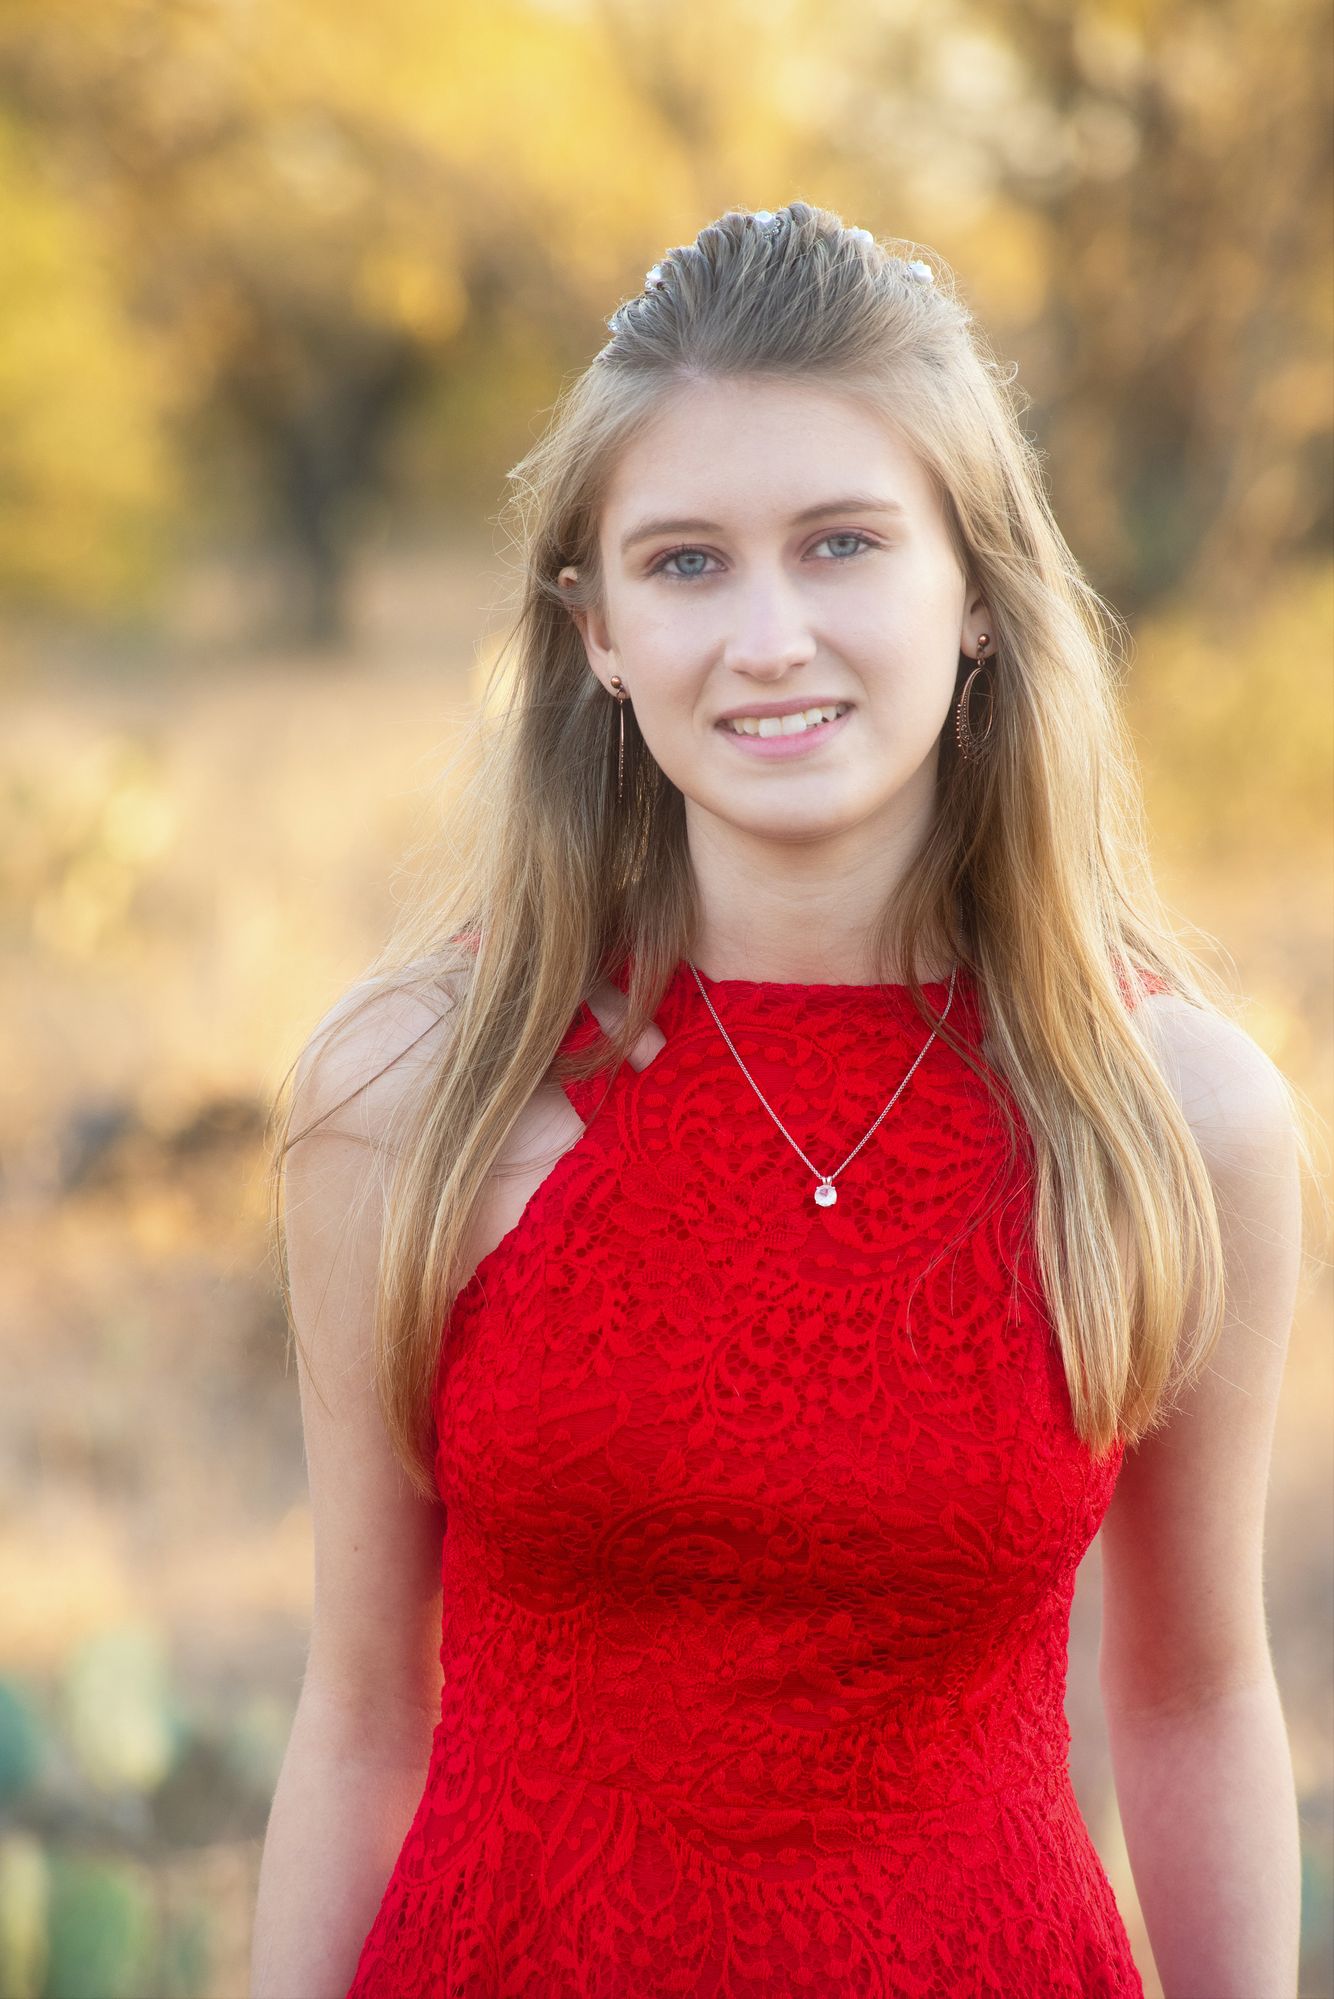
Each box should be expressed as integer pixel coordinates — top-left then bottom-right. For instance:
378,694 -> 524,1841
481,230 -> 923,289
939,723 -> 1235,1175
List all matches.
267,200 -> 1325,1502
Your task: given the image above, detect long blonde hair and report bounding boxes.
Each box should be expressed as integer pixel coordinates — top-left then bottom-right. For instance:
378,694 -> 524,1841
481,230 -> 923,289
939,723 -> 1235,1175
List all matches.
267,200 -> 1324,1502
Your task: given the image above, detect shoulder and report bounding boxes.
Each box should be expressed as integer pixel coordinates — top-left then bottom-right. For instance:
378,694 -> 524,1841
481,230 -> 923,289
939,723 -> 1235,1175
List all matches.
292,953 -> 469,1151
1130,990 -> 1298,1174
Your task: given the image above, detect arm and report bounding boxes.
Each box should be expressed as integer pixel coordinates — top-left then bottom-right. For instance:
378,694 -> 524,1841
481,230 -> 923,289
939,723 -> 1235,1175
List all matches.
1098,999 -> 1306,1999
251,984 -> 459,1999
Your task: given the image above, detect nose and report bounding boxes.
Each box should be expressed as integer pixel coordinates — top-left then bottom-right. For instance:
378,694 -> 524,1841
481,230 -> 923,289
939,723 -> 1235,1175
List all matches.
721,567 -> 818,677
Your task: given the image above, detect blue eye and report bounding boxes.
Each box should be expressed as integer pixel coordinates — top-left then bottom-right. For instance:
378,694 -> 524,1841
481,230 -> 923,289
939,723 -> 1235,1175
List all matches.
647,532 -> 878,580
654,547 -> 714,579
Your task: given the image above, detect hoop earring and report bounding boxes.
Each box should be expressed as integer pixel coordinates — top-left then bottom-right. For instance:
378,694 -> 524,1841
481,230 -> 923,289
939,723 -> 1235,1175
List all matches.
955,636 -> 996,763
608,675 -> 628,804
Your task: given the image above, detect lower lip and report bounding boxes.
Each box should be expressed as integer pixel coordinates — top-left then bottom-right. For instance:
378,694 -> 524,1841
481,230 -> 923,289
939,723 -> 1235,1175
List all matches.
715,707 -> 852,759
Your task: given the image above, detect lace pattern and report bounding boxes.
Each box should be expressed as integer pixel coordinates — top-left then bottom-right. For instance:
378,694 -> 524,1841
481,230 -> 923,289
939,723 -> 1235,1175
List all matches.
344,961 -> 1167,1996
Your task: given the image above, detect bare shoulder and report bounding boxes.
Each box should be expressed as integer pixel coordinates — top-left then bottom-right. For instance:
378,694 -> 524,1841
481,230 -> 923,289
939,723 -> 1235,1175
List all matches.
1131,990 -> 1297,1170
293,957 -> 468,1152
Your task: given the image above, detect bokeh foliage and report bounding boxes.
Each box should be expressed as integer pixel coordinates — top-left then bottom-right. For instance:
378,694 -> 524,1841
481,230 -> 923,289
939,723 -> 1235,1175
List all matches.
0,0 -> 1327,639
0,4 -> 1329,1996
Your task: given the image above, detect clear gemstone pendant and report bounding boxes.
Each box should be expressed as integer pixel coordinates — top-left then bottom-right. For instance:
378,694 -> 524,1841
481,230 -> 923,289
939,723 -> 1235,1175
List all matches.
813,1180 -> 837,1207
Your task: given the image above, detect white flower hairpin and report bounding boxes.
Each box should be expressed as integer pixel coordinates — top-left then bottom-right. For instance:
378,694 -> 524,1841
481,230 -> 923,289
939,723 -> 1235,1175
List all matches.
850,231 -> 936,286
844,226 -> 937,286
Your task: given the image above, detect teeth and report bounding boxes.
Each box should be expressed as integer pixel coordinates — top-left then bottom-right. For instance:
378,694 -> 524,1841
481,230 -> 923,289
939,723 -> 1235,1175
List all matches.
725,704 -> 847,737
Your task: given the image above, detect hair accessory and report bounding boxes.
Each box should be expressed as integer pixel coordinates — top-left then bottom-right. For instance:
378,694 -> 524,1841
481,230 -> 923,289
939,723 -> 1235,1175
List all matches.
847,226 -> 875,248
904,259 -> 935,284
644,261 -> 668,290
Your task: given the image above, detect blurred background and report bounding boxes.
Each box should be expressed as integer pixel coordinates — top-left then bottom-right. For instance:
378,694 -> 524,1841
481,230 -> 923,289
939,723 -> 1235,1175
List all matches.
0,1 -> 1330,1993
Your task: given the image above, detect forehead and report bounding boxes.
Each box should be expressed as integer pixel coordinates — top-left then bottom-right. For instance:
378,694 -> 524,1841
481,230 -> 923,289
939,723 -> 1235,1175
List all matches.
601,376 -> 934,531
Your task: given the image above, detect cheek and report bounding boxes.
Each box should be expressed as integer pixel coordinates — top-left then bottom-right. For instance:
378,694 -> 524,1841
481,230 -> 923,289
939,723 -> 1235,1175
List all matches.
617,611 -> 694,677
622,626 -> 712,705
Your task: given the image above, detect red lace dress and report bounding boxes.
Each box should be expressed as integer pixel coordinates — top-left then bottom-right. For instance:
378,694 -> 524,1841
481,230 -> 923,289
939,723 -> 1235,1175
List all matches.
345,958 -> 1165,1998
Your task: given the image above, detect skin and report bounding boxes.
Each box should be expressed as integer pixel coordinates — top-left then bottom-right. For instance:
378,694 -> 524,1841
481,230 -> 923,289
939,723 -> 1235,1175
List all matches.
558,374 -> 995,985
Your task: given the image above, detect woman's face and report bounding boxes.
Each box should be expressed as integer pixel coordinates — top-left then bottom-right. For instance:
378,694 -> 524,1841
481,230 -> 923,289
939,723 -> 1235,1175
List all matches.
561,376 -> 989,853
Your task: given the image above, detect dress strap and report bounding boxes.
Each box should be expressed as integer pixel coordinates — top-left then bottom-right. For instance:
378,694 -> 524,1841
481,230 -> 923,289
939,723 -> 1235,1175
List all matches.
553,1000 -> 617,1125
553,960 -> 668,1124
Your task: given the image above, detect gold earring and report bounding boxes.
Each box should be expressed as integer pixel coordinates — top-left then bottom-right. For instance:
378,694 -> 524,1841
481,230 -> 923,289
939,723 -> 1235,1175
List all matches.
608,675 -> 628,804
955,635 -> 995,763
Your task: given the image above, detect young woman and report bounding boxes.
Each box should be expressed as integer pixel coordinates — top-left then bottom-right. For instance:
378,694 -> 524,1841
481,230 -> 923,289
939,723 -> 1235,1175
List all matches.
253,204 -> 1313,1998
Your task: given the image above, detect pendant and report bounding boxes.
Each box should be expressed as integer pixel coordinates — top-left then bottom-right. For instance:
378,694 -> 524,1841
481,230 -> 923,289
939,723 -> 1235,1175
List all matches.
814,1180 -> 837,1207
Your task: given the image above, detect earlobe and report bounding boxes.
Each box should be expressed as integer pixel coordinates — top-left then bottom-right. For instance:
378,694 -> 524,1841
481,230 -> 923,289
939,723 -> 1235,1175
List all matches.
962,595 -> 996,654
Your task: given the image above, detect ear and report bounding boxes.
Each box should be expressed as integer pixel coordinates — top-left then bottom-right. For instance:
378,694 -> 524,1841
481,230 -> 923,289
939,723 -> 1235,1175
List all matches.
962,589 -> 996,656
557,566 -> 618,684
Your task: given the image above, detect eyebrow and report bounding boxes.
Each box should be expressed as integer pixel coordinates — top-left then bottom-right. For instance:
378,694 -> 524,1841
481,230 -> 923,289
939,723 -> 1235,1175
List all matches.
619,493 -> 908,556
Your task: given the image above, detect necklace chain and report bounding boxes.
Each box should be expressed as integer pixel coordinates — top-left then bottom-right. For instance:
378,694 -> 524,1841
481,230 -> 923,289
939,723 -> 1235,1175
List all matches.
685,959 -> 960,1206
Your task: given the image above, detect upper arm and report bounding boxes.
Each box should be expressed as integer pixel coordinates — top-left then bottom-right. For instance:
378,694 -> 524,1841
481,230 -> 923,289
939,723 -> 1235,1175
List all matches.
282,978 -> 459,1740
1098,996 -> 1305,1715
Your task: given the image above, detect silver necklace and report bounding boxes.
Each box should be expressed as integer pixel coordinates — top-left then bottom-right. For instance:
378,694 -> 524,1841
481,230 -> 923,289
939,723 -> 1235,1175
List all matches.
685,959 -> 960,1208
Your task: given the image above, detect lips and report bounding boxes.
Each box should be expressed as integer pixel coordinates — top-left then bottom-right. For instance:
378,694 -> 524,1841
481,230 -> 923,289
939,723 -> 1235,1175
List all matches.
715,695 -> 854,725
716,703 -> 853,759
719,703 -> 851,738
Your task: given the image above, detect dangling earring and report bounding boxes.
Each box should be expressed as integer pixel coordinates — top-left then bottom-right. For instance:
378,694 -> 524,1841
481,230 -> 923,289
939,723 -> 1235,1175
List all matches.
955,635 -> 996,763
608,675 -> 628,804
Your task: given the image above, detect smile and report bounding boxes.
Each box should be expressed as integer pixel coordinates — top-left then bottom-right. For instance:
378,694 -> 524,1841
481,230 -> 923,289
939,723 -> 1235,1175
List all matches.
716,703 -> 852,758
722,702 -> 850,737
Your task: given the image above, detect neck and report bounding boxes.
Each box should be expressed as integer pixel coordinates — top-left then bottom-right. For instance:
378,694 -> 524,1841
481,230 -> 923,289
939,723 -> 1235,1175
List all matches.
687,949 -> 955,984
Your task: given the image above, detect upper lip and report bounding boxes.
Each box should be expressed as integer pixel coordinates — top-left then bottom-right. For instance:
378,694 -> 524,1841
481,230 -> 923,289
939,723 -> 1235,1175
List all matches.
715,696 -> 853,723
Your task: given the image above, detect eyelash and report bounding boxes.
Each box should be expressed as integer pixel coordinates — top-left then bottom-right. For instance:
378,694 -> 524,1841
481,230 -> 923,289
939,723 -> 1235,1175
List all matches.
646,531 -> 881,580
